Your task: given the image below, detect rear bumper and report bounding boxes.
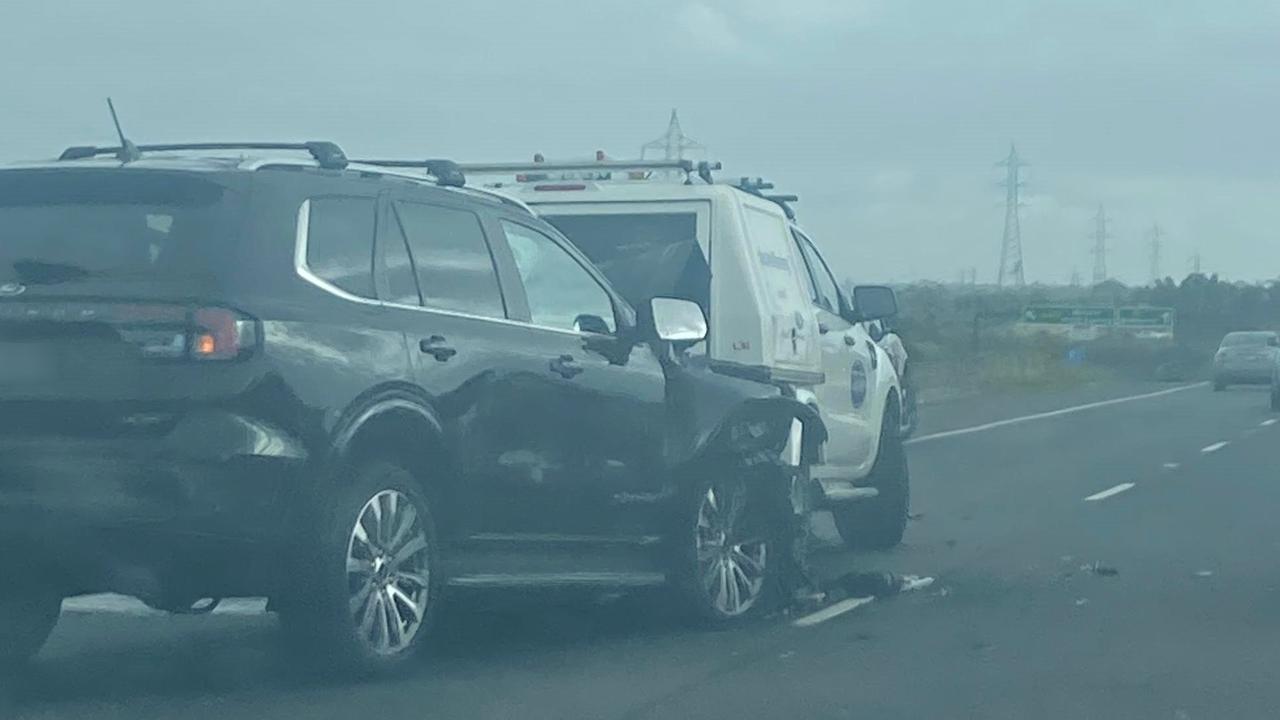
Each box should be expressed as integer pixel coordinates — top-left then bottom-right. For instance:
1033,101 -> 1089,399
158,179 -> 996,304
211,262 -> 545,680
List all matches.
1214,366 -> 1272,383
0,411 -> 310,599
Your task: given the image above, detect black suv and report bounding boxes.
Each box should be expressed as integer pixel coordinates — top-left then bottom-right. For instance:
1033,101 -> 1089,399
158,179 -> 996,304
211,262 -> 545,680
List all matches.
0,142 -> 823,673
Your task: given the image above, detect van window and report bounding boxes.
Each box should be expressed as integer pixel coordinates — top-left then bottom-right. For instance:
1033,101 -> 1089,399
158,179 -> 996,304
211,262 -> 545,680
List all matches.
394,202 -> 504,318
793,230 -> 841,313
542,212 -> 708,315
307,196 -> 376,298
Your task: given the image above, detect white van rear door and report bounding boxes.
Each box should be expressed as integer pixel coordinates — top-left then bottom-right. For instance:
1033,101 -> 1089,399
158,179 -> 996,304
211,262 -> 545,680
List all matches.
738,200 -> 822,381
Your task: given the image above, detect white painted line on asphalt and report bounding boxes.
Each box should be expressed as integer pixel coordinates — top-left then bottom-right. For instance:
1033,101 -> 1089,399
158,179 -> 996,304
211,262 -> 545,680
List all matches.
1201,441 -> 1229,454
907,382 -> 1208,445
1162,462 -> 1181,470
1262,419 -> 1278,427
793,596 -> 874,627
1083,482 -> 1136,502
62,594 -> 268,616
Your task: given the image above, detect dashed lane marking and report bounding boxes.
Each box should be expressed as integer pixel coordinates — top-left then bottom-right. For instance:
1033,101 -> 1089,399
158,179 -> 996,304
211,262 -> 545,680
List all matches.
1084,483 -> 1136,502
907,382 -> 1208,444
793,596 -> 875,627
1201,441 -> 1229,454
1162,462 -> 1181,470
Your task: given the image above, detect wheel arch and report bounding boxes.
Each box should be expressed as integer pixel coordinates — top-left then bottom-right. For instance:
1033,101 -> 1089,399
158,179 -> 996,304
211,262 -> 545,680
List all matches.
328,384 -> 459,536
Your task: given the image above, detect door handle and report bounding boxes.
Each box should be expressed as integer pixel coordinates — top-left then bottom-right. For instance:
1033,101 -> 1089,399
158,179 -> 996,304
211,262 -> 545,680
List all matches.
843,334 -> 857,346
818,322 -> 831,335
549,354 -> 584,379
419,335 -> 457,362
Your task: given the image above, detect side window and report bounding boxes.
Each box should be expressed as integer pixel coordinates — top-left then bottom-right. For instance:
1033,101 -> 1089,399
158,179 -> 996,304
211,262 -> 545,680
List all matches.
791,234 -> 821,306
500,220 -> 616,334
795,230 -> 840,313
395,202 -> 505,318
306,197 -> 376,298
380,221 -> 421,306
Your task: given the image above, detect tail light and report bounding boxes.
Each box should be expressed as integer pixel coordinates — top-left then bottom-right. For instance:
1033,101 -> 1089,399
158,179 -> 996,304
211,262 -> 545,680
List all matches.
191,307 -> 258,360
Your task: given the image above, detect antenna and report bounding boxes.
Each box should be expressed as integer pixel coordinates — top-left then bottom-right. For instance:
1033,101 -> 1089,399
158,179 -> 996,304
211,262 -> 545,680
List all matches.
106,98 -> 141,163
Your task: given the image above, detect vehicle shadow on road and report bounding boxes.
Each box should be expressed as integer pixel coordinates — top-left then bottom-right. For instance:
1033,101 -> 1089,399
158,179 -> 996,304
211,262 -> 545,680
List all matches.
4,589 -> 701,712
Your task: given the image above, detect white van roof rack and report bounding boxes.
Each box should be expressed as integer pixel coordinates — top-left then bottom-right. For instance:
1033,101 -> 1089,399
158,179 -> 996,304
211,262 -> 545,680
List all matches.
733,177 -> 799,220
458,159 -> 721,184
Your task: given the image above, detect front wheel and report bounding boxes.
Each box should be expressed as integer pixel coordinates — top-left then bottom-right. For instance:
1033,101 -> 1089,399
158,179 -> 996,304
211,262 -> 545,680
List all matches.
0,586 -> 61,669
672,469 -> 778,625
832,402 -> 910,550
283,461 -> 440,676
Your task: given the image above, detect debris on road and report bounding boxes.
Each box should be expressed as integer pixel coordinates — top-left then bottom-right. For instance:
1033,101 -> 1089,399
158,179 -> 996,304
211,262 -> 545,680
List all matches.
1075,598 -> 1090,607
1082,562 -> 1119,577
1194,570 -> 1214,578
908,512 -> 925,521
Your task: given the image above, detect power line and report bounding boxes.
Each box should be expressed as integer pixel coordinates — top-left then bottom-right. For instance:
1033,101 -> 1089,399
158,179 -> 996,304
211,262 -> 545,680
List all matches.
1091,203 -> 1111,284
996,144 -> 1026,287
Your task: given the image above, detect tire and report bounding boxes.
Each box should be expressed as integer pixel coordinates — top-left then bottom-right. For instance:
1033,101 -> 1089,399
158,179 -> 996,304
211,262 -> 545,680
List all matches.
672,465 -> 780,625
832,401 -> 909,550
282,460 -> 440,676
0,586 -> 61,669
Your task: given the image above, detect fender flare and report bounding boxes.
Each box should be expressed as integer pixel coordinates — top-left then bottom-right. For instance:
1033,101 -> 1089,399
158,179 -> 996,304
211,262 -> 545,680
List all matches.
329,383 -> 446,465
690,396 -> 827,468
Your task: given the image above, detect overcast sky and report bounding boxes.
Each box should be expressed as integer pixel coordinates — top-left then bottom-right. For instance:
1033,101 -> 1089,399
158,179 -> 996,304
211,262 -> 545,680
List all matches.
2,0 -> 1276,285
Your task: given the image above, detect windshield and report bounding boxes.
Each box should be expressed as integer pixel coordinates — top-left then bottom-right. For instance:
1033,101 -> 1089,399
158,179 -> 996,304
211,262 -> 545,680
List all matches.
1221,332 -> 1274,348
0,171 -> 240,284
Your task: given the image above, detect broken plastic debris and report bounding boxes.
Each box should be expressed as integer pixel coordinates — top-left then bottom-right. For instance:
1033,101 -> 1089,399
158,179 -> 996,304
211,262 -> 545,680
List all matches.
1075,598 -> 1089,606
1081,562 -> 1119,577
898,575 -> 935,593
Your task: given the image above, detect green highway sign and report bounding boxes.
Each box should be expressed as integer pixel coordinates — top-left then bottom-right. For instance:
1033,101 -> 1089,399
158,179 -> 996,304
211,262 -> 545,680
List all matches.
1021,305 -> 1175,330
1022,305 -> 1115,325
1116,306 -> 1175,328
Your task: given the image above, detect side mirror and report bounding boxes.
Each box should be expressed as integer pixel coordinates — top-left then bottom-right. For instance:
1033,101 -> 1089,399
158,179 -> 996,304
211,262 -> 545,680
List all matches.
650,297 -> 707,343
849,285 -> 898,323
573,314 -> 612,336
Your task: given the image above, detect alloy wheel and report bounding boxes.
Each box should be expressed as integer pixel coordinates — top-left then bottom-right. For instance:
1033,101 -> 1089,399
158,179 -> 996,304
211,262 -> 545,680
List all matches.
695,481 -> 768,617
345,489 -> 431,656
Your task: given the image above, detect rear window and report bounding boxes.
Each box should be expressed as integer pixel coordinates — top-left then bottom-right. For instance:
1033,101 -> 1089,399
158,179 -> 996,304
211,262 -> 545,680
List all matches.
0,170 -> 241,284
542,212 -> 708,313
1222,332 -> 1276,347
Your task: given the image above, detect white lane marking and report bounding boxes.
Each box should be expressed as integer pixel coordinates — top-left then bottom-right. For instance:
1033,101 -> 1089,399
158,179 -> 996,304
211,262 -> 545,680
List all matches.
1162,462 -> 1181,470
1262,419 -> 1278,427
62,594 -> 268,616
793,596 -> 874,627
1084,482 -> 1136,502
1201,441 -> 1229,454
907,382 -> 1208,444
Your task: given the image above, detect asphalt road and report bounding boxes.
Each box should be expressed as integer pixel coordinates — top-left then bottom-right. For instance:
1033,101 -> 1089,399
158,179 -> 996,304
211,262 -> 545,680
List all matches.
8,380 -> 1280,720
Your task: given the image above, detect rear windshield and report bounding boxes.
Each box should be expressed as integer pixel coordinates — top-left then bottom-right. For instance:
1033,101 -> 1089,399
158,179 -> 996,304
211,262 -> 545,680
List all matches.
0,170 -> 242,285
542,212 -> 709,314
1221,332 -> 1276,347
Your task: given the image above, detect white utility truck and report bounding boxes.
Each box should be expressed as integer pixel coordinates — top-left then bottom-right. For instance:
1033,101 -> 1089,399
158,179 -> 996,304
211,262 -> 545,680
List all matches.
464,158 -> 909,548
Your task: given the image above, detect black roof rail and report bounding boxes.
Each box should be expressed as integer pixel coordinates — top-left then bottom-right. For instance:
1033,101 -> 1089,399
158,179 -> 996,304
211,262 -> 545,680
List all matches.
57,141 -> 349,170
456,159 -> 721,185
733,177 -> 799,220
347,158 -> 466,188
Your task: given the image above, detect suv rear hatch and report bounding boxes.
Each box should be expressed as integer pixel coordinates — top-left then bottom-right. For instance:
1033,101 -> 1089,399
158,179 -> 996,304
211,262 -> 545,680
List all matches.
0,168 -> 254,428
